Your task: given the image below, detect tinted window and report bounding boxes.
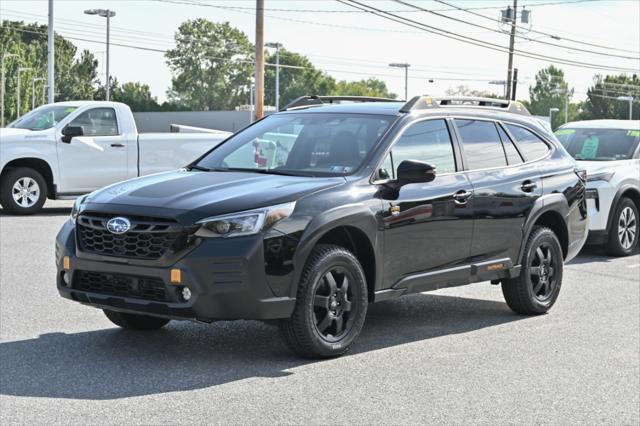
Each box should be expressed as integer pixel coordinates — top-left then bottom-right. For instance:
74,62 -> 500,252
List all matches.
455,119 -> 507,169
386,119 -> 456,178
197,113 -> 392,177
497,124 -> 524,165
69,108 -> 119,136
555,128 -> 640,161
505,124 -> 550,161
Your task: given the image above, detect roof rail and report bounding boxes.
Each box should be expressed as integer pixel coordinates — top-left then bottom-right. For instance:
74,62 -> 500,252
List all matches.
281,95 -> 399,111
400,95 -> 530,116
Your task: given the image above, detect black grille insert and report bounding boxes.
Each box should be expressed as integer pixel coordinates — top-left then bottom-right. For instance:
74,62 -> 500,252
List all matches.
77,214 -> 187,260
74,270 -> 169,302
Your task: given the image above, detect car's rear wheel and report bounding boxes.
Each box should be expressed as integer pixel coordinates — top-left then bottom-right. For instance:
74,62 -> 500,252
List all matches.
606,198 -> 638,257
280,244 -> 368,358
502,226 -> 563,315
103,309 -> 170,330
0,167 -> 48,215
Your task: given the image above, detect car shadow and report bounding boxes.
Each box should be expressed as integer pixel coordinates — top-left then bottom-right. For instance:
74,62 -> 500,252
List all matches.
568,245 -> 639,265
0,293 -> 527,400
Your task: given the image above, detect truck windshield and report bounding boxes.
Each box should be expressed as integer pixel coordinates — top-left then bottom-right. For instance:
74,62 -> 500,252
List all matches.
555,127 -> 640,161
195,113 -> 394,177
8,105 -> 78,130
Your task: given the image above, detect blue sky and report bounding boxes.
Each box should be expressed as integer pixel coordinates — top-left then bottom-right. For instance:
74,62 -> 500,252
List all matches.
2,0 -> 639,104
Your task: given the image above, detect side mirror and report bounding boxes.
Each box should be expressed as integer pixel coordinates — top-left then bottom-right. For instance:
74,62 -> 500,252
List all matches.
61,125 -> 84,143
387,160 -> 436,189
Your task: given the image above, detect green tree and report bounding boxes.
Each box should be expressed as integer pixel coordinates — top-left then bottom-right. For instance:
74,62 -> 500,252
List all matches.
96,79 -> 162,112
165,19 -> 253,111
0,20 -> 98,122
526,66 -> 576,129
333,78 -> 396,98
264,49 -> 336,108
581,74 -> 640,120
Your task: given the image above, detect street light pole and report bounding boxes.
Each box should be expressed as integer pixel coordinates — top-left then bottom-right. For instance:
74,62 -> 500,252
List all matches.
16,67 -> 32,120
42,84 -> 48,105
549,107 -> 559,129
617,96 -> 634,120
48,0 -> 55,103
32,77 -> 45,109
265,42 -> 282,110
1,53 -> 18,127
389,63 -> 410,100
84,9 -> 116,101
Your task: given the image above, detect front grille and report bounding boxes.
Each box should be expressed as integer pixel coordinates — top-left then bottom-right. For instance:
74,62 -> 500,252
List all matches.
77,213 -> 188,260
74,270 -> 169,302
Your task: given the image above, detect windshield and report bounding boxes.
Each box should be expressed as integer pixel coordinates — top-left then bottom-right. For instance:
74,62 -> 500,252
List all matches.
555,127 -> 640,161
195,113 -> 394,176
8,105 -> 78,130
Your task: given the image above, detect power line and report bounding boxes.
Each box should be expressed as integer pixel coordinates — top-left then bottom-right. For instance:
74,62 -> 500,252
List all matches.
393,0 -> 639,60
338,0 -> 638,73
432,0 -> 640,55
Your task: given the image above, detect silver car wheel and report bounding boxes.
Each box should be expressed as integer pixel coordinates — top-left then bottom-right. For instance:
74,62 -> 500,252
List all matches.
618,206 -> 637,250
11,177 -> 40,208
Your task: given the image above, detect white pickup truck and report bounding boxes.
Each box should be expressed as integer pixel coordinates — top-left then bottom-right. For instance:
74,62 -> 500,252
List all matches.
0,101 -> 231,214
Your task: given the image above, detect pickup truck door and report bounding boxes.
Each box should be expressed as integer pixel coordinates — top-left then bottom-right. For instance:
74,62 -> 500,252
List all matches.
57,107 -> 129,193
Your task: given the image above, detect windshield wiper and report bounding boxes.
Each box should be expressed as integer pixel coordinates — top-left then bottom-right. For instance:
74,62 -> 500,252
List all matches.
188,164 -> 212,171
224,167 -> 313,177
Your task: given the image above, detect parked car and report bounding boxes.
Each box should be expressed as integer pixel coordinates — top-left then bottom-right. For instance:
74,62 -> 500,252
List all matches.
55,95 -> 588,358
555,120 -> 640,256
0,101 -> 231,215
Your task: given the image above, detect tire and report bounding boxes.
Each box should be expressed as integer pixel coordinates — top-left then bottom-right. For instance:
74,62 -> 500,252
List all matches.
0,167 -> 48,215
280,244 -> 368,358
606,197 -> 638,257
502,226 -> 564,315
103,309 -> 170,330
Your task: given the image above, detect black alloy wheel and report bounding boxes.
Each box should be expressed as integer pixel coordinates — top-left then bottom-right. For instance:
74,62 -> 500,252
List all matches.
312,266 -> 358,342
529,243 -> 558,303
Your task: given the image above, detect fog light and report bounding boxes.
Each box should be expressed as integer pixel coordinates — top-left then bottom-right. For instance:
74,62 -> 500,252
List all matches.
62,271 -> 70,286
182,287 -> 192,301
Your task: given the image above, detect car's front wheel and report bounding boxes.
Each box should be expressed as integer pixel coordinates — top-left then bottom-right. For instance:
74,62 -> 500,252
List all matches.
0,167 -> 48,215
280,244 -> 368,358
502,226 -> 564,315
606,197 -> 638,257
103,309 -> 170,330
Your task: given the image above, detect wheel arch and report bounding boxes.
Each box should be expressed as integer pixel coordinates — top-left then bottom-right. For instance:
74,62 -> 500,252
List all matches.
290,205 -> 381,301
606,185 -> 640,232
1,158 -> 56,199
519,194 -> 570,263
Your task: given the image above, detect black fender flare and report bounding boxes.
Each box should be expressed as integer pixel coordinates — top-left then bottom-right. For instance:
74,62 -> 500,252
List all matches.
605,183 -> 640,232
288,203 -> 380,298
517,193 -> 570,264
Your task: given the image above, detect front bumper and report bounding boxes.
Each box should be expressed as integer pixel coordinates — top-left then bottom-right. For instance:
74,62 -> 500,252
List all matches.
55,219 -> 296,321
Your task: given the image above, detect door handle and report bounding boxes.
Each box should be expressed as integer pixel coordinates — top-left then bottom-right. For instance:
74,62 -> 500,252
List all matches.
521,180 -> 538,192
110,143 -> 125,148
453,189 -> 472,204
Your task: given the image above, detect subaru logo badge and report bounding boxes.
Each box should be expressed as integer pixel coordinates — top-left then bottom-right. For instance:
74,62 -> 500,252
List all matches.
106,217 -> 131,235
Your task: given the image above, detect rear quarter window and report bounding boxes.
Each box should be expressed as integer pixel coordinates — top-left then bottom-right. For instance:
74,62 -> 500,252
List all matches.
505,124 -> 551,161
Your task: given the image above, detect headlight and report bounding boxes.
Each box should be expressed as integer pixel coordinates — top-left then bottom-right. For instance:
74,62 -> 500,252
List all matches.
587,172 -> 615,182
70,195 -> 88,222
195,202 -> 296,238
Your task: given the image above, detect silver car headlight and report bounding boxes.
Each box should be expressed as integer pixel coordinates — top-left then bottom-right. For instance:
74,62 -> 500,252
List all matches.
70,195 -> 88,222
195,202 -> 296,238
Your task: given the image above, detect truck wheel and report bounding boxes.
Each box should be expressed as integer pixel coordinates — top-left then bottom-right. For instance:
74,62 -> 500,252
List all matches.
502,226 -> 563,315
0,167 -> 48,215
103,309 -> 170,330
280,244 -> 368,358
606,198 -> 638,257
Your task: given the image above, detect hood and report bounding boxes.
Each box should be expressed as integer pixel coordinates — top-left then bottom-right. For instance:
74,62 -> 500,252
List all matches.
83,169 -> 345,224
0,128 -> 36,139
577,160 -> 629,174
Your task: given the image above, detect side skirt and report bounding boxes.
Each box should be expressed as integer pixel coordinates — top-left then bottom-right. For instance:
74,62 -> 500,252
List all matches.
374,258 -> 520,302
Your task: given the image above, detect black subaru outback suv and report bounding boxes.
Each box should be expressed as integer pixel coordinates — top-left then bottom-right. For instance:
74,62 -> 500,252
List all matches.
56,96 -> 588,358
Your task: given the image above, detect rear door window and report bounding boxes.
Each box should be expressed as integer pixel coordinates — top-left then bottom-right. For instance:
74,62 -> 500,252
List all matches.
497,124 -> 524,165
505,124 -> 550,161
455,119 -> 507,170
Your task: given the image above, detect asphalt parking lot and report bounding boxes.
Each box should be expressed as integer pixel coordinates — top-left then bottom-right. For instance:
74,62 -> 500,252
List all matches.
1,200 -> 638,425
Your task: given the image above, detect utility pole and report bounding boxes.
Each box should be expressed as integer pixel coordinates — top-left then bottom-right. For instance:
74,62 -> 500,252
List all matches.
564,91 -> 569,124
32,77 -> 45,109
16,67 -> 32,119
389,63 -> 410,100
549,107 -> 559,129
1,53 -> 18,127
48,0 -> 54,103
265,42 -> 282,110
254,0 -> 265,120
511,68 -> 518,100
505,0 -> 517,100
